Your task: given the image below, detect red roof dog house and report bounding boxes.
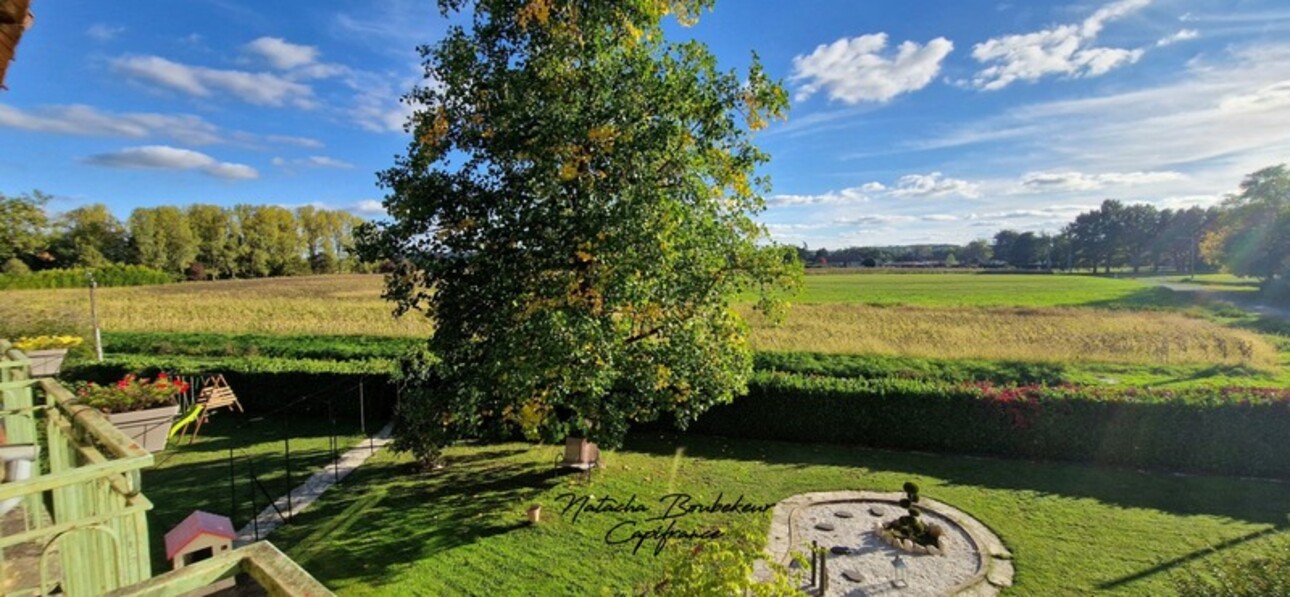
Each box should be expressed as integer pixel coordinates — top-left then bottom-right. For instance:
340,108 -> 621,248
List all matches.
165,510 -> 237,570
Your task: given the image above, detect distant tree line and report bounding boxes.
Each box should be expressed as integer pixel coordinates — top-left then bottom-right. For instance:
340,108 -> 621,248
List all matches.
799,164 -> 1290,292
0,193 -> 376,280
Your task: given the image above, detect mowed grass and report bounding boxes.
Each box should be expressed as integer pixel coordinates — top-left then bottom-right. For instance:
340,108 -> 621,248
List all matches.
141,415 -> 365,570
267,433 -> 1290,596
3,273 -> 1279,369
771,272 -> 1155,307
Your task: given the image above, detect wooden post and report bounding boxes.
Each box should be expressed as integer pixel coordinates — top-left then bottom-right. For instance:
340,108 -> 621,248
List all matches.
811,540 -> 819,588
88,273 -> 103,362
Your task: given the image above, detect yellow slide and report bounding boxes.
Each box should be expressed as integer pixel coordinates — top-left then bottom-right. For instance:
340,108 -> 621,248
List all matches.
169,404 -> 205,440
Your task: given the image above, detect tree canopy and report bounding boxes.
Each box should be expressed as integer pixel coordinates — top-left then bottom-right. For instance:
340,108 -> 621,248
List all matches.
1204,165 -> 1290,289
364,0 -> 801,460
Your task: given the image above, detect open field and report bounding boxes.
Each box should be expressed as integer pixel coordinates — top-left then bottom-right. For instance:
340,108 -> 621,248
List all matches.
743,304 -> 1278,367
769,272 -> 1166,307
266,432 -> 1290,596
4,273 -> 1280,369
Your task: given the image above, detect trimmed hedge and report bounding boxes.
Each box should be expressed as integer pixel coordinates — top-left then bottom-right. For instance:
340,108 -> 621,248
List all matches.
102,331 -> 421,362
754,351 -> 1066,385
0,264 -> 173,289
689,373 -> 1290,478
62,355 -> 397,420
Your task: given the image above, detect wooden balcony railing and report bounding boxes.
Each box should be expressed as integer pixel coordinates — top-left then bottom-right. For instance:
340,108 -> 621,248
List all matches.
1,340 -> 154,596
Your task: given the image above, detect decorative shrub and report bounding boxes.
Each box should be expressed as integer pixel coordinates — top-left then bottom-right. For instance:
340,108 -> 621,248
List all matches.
883,481 -> 943,550
76,372 -> 188,413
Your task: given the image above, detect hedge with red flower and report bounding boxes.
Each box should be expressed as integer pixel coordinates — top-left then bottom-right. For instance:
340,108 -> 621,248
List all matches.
77,372 -> 189,414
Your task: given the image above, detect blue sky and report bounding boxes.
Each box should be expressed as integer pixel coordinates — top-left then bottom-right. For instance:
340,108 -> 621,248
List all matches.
2,0 -> 1288,248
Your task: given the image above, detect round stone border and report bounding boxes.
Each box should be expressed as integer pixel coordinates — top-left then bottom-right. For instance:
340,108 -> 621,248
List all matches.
764,491 -> 1014,595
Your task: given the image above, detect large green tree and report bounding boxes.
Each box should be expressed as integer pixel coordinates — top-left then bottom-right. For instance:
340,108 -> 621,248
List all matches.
1205,165 -> 1290,289
364,0 -> 800,463
187,204 -> 240,278
128,206 -> 198,275
50,204 -> 130,267
0,190 -> 50,267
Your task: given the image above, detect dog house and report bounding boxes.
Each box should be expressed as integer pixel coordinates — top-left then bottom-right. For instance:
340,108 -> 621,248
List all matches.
165,510 -> 237,570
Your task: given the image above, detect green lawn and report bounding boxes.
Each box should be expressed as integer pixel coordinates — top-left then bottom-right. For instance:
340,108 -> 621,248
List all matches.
767,273 -> 1160,307
268,433 -> 1290,596
141,415 -> 364,570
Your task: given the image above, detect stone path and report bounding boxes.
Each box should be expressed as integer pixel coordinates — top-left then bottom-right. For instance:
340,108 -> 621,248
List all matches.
235,423 -> 392,545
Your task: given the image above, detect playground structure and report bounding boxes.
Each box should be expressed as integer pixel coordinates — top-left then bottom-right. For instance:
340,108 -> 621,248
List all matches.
169,374 -> 244,444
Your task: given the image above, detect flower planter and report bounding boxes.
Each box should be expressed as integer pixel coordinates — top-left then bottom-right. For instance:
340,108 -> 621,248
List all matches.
26,349 -> 68,378
106,404 -> 181,453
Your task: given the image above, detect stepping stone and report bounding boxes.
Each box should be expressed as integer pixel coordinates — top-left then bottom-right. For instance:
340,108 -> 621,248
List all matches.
830,546 -> 851,555
834,510 -> 854,519
869,507 -> 885,517
842,570 -> 865,583
815,522 -> 836,532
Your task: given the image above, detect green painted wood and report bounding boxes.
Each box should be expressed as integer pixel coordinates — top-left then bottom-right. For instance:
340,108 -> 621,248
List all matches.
1,344 -> 154,596
103,542 -> 336,597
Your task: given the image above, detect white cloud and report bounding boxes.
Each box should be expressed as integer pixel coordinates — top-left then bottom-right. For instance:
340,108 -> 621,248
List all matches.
84,145 -> 258,180
771,173 -> 979,207
265,134 -> 324,149
912,43 -> 1290,181
0,103 -> 225,145
769,185 -> 876,206
1218,81 -> 1290,113
353,200 -> 386,215
890,172 -> 982,198
244,37 -> 320,70
112,55 -> 316,108
86,24 -> 125,42
792,33 -> 954,103
971,0 -> 1149,90
1018,170 -> 1186,192
346,66 -> 424,133
834,214 -> 916,227
273,155 -> 354,169
1156,29 -> 1199,47
921,214 -> 960,222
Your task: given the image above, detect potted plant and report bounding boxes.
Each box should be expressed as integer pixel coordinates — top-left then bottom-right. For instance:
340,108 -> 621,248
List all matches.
14,335 -> 83,377
77,373 -> 188,453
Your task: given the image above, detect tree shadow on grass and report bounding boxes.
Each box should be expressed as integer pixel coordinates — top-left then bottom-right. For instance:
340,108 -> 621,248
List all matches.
623,433 -> 1290,527
1095,526 -> 1282,591
270,448 -> 561,591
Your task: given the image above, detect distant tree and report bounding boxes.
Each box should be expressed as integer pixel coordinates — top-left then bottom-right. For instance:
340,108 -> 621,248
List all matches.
943,253 -> 958,267
992,230 -> 1020,266
128,206 -> 197,274
1065,200 -> 1127,273
50,204 -> 130,267
0,190 -> 50,267
187,204 -> 240,279
960,239 -> 992,265
1204,165 -> 1290,289
363,0 -> 799,462
1120,203 -> 1160,273
814,248 -> 829,266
